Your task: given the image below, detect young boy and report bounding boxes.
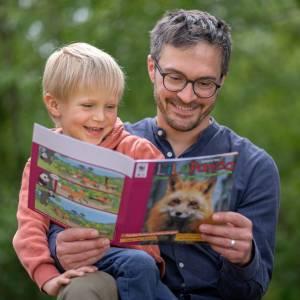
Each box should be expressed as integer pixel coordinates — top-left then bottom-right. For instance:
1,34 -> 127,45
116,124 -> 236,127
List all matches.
13,42 -> 176,299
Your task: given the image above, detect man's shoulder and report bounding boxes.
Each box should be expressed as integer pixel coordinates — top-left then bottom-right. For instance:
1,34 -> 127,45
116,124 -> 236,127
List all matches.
220,124 -> 278,173
124,117 -> 155,140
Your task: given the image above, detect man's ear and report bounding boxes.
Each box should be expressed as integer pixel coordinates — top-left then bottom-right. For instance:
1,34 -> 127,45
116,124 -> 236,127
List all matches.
147,54 -> 155,83
220,75 -> 226,86
43,93 -> 61,118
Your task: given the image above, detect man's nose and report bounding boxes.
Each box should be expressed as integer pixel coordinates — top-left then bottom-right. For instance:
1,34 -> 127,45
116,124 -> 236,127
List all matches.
176,82 -> 198,103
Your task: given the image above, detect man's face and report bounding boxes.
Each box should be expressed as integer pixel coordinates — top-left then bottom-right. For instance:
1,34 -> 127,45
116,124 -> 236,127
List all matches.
148,43 -> 224,132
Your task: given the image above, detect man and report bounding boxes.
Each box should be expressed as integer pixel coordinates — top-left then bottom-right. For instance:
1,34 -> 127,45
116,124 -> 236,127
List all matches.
49,9 -> 280,300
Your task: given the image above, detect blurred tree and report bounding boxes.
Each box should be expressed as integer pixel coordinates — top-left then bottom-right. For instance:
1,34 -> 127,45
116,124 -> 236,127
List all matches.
1,0 -> 299,299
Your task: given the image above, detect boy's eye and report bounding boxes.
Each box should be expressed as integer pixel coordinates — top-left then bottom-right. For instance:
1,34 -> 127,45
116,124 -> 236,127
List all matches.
106,104 -> 117,110
81,103 -> 93,108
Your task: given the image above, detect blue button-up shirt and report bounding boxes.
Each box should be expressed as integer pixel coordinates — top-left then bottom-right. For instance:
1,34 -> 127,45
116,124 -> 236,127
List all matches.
124,117 -> 280,300
48,117 -> 280,300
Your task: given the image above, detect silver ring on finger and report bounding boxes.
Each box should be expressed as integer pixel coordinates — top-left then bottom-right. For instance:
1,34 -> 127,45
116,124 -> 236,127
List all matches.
229,239 -> 236,249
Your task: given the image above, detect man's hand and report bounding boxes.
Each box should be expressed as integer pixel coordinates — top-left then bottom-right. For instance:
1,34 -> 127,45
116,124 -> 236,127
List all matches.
199,212 -> 253,266
42,266 -> 98,296
56,228 -> 110,270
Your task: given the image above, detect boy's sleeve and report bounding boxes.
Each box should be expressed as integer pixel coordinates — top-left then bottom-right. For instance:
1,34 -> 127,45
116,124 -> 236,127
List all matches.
12,160 -> 60,289
117,136 -> 164,160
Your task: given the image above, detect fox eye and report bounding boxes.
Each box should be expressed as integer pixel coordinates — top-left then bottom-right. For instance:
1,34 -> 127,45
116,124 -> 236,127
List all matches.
169,198 -> 181,206
188,200 -> 199,209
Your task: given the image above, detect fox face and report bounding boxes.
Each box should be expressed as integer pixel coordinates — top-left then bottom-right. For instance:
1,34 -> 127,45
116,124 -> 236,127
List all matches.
159,188 -> 212,220
145,175 -> 216,233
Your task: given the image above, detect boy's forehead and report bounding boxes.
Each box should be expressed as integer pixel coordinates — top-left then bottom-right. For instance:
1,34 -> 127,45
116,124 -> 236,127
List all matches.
69,87 -> 120,101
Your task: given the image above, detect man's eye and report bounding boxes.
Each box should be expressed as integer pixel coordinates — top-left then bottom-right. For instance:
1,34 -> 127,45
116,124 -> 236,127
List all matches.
197,81 -> 214,87
168,74 -> 184,81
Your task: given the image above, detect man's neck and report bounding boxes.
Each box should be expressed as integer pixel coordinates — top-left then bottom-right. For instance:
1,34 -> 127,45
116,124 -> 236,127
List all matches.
156,117 -> 211,157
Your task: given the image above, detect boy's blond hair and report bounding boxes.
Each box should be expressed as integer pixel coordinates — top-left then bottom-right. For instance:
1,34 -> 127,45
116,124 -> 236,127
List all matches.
42,42 -> 124,101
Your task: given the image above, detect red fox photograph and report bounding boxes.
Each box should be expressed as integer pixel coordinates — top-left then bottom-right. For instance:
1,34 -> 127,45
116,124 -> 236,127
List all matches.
145,174 -> 217,234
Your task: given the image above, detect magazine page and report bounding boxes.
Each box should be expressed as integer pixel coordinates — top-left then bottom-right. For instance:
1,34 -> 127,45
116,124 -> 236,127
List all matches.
28,124 -> 135,240
32,124 -> 135,176
118,152 -> 238,244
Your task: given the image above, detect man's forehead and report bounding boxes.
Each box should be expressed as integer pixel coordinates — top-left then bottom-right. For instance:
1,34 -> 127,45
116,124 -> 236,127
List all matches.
158,43 -> 223,79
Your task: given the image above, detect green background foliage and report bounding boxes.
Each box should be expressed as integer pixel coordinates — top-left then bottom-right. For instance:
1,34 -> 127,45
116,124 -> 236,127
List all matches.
1,0 -> 299,299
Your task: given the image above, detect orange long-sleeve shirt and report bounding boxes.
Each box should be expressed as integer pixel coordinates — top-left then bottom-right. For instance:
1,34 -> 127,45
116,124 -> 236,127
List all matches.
13,118 -> 164,289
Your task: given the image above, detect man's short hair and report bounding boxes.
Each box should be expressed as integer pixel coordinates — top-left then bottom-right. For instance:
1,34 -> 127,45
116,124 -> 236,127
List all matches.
150,9 -> 232,77
43,42 -> 125,101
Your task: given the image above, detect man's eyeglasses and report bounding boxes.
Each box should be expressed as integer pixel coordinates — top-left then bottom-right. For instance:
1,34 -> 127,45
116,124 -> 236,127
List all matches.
153,58 -> 221,99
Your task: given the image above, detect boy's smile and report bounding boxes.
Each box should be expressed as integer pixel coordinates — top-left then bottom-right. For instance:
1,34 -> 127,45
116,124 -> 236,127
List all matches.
49,89 -> 119,145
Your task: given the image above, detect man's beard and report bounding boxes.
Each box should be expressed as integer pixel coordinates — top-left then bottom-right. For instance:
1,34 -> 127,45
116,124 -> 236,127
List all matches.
154,90 -> 215,132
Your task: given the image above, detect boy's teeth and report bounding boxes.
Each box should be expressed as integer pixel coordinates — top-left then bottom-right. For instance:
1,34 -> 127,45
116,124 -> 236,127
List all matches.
88,127 -> 100,131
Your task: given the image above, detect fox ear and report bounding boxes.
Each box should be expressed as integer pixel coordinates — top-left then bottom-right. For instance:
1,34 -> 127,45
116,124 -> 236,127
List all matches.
202,177 -> 217,194
168,173 -> 181,191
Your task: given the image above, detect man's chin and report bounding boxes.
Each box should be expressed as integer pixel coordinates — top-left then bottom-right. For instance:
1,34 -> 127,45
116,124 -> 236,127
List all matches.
167,119 -> 199,132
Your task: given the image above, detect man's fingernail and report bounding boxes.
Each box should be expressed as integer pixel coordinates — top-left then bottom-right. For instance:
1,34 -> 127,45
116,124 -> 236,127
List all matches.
199,224 -> 207,231
212,214 -> 220,221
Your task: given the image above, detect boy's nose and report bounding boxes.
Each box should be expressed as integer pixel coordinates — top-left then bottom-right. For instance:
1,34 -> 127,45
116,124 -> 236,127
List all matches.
92,109 -> 105,121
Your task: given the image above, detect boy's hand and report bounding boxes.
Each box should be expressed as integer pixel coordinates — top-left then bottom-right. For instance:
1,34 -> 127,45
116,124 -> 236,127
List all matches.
42,266 -> 98,296
56,228 -> 110,270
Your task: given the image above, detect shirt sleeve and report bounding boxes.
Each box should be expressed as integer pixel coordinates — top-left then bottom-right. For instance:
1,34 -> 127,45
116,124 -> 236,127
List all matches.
217,151 -> 280,299
48,223 -> 65,272
12,160 -> 60,289
117,135 -> 164,160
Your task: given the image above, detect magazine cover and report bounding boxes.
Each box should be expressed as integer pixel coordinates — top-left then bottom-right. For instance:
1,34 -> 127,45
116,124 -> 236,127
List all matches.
28,124 -> 238,244
120,154 -> 237,243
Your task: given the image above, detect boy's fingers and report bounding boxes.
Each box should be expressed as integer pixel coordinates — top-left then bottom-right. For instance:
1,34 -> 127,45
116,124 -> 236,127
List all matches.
57,277 -> 71,285
76,266 -> 98,273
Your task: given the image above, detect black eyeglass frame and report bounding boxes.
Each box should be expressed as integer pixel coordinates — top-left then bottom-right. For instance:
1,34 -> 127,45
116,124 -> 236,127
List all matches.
153,58 -> 221,99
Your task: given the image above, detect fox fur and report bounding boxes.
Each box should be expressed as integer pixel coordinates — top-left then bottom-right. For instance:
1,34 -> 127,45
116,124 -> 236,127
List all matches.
145,174 -> 216,233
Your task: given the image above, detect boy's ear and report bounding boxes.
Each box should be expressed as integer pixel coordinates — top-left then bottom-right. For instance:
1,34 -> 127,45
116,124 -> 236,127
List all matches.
147,54 -> 155,83
43,93 -> 61,118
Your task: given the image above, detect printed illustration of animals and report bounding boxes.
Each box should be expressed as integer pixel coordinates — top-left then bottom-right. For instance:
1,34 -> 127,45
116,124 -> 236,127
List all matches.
145,174 -> 216,233
37,172 -> 58,205
58,184 -> 88,205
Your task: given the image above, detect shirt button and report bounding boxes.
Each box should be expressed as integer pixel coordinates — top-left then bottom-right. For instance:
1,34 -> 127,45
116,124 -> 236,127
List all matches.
179,262 -> 184,268
157,129 -> 164,137
166,151 -> 173,158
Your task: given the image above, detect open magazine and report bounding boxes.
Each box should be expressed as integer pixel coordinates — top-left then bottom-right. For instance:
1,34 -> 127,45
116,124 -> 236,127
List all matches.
28,124 -> 238,244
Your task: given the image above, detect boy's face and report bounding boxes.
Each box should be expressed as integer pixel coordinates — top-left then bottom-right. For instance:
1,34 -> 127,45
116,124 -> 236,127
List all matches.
48,89 -> 119,145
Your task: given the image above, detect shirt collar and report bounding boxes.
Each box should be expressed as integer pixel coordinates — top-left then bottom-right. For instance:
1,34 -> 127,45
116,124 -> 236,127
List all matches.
150,117 -> 220,157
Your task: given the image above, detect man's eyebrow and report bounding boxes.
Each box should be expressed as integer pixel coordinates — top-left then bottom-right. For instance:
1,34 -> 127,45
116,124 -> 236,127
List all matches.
161,65 -> 185,75
196,76 -> 219,81
162,66 -> 218,81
